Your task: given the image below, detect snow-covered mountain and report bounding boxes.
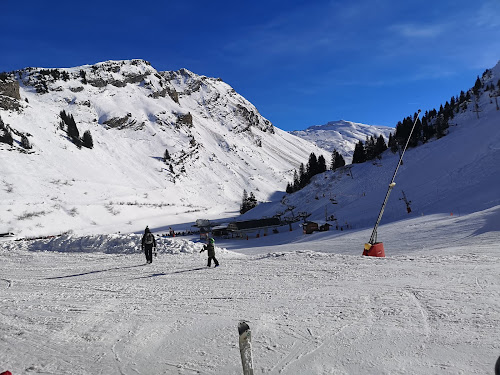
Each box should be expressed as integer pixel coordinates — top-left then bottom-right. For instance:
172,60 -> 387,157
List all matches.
290,120 -> 393,163
246,61 -> 500,233
1,60 -> 499,374
0,60 -> 328,238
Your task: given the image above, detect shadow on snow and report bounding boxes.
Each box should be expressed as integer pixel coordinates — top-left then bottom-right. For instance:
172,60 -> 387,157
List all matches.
45,264 -> 146,280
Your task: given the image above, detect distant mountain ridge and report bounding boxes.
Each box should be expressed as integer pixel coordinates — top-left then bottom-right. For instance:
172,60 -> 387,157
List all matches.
290,120 -> 393,163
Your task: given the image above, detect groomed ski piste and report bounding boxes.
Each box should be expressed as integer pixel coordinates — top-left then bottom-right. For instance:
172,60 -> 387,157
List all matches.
1,63 -> 500,374
0,210 -> 499,374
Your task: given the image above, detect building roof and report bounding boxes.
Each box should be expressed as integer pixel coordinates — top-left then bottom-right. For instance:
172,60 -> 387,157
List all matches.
227,218 -> 281,231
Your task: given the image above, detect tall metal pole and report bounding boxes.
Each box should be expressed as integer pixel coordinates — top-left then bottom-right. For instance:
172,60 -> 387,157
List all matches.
367,110 -> 421,245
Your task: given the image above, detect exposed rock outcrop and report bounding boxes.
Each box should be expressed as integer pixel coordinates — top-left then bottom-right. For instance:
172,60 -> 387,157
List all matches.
176,112 -> 193,127
0,79 -> 21,100
0,78 -> 21,110
103,113 -> 138,129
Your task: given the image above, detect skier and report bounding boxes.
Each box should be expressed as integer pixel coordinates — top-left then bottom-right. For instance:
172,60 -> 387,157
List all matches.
496,355 -> 500,375
141,226 -> 156,264
200,237 -> 219,267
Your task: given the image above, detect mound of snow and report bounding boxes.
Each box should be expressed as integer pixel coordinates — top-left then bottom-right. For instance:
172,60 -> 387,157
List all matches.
0,234 -> 231,255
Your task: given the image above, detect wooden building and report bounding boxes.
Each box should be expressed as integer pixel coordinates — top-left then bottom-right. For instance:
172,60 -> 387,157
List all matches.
302,221 -> 332,234
302,221 -> 319,234
227,218 -> 281,238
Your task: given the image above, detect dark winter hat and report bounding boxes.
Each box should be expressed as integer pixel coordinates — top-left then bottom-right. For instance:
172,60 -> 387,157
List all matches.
145,226 -> 150,233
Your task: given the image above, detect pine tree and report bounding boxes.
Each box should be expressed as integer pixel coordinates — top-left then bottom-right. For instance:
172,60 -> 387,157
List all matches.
330,150 -> 336,170
298,163 -> 307,188
395,117 -> 413,147
288,153 -> 329,194
306,153 -> 318,180
436,114 -> 448,139
388,133 -> 396,153
60,110 -> 81,147
409,115 -> 422,147
330,149 -> 345,171
459,90 -> 466,105
448,97 -> 456,119
240,190 -> 257,214
82,130 -> 93,149
473,76 -> 482,95
374,134 -> 387,157
240,189 -> 249,214
364,136 -> 376,160
66,114 -> 79,140
421,116 -> 435,142
390,136 -> 399,153
248,192 -> 257,209
334,151 -> 345,169
352,140 -> 366,164
317,155 -> 327,174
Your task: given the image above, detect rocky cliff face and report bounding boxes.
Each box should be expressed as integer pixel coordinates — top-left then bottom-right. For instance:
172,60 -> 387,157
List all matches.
0,77 -> 21,111
163,68 -> 274,134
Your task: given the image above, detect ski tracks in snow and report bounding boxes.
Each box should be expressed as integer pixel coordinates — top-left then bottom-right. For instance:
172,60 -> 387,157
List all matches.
0,277 -> 13,287
1,244 -> 499,374
265,319 -> 357,375
404,288 -> 432,338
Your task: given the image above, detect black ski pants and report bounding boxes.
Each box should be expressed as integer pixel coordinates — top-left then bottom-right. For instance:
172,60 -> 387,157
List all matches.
144,244 -> 154,263
207,255 -> 219,267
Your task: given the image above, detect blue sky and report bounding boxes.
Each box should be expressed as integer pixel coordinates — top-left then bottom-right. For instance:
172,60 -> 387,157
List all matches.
1,0 -> 499,131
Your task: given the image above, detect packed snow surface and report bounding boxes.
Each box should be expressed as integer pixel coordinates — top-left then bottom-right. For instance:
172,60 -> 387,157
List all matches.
0,210 -> 499,374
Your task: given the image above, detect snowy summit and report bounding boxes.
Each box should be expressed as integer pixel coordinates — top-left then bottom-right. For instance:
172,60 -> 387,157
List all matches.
290,120 -> 393,163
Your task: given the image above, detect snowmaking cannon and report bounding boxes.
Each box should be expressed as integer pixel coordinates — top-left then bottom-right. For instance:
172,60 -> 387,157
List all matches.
364,109 -> 421,257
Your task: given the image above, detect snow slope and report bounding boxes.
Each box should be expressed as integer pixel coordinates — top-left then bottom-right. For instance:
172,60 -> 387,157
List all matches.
290,120 -> 393,163
0,60 -> 328,238
249,62 -> 500,234
0,61 -> 499,374
0,209 -> 499,374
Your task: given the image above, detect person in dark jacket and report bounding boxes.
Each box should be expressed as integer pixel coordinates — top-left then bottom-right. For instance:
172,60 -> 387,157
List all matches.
200,237 -> 219,267
141,226 -> 157,264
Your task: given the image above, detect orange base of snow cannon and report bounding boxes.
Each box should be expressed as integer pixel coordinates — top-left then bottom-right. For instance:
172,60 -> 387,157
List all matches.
363,242 -> 385,257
